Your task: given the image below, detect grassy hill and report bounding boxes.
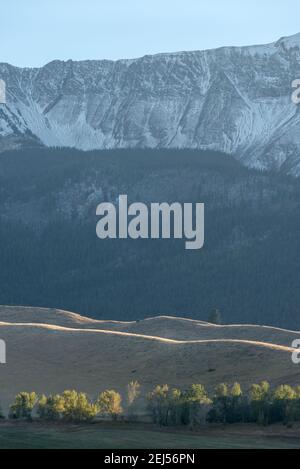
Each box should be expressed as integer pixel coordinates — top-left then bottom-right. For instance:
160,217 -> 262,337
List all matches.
0,306 -> 298,412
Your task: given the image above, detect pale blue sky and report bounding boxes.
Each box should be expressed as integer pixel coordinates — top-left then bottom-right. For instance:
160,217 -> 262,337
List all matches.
1,0 -> 299,67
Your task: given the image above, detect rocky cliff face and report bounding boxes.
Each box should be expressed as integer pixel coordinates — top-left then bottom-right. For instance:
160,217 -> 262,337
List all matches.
0,33 -> 300,173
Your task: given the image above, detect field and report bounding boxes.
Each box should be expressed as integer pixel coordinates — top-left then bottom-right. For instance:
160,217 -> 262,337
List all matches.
0,306 -> 300,449
0,306 -> 299,412
0,422 -> 300,449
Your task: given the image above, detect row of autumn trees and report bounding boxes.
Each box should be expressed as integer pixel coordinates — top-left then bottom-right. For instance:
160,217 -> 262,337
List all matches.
7,389 -> 123,422
2,381 -> 300,426
5,382 -> 141,422
148,382 -> 300,427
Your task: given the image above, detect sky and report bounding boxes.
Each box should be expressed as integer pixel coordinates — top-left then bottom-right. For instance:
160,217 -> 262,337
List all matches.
1,0 -> 300,67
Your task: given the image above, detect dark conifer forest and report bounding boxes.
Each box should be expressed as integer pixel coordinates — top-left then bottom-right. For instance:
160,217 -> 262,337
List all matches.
0,148 -> 299,328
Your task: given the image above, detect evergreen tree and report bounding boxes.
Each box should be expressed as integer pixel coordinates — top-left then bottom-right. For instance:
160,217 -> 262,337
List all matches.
208,309 -> 222,325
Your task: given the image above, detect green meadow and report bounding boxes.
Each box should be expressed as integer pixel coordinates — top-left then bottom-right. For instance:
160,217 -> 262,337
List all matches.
1,423 -> 300,449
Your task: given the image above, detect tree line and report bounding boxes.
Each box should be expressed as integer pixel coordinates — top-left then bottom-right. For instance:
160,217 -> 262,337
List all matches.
1,381 -> 300,427
147,382 -> 300,427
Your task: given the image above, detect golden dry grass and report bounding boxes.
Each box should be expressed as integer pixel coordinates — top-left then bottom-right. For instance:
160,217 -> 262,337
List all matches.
0,306 -> 299,411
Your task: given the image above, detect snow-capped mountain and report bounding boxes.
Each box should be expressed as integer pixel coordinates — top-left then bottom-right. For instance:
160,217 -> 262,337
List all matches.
0,33 -> 300,174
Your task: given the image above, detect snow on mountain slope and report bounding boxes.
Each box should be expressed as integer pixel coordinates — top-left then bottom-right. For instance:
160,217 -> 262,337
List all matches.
0,33 -> 300,174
